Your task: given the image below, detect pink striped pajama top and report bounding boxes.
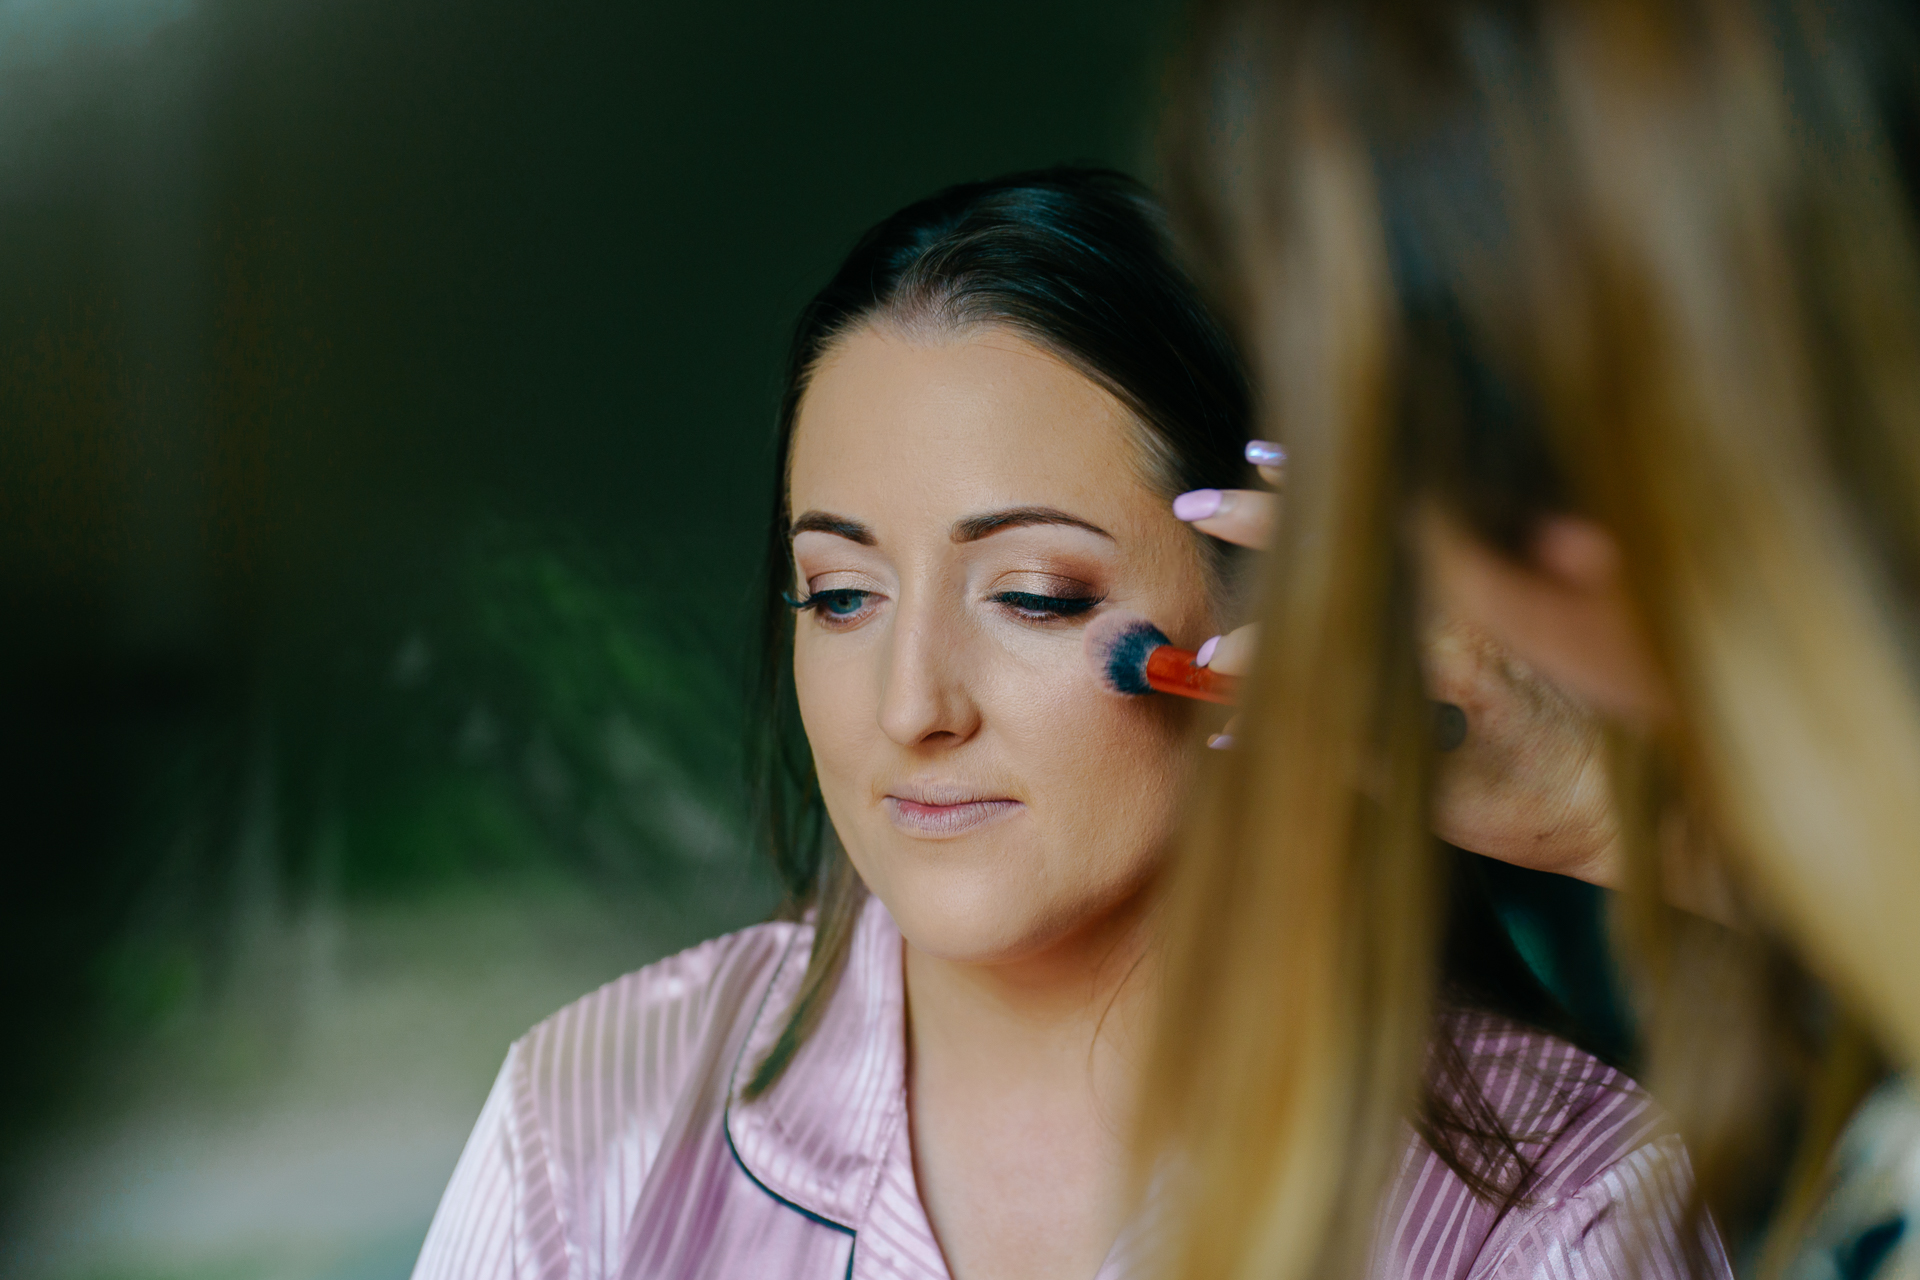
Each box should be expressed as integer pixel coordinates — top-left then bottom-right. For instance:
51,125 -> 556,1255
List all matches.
413,895 -> 1729,1280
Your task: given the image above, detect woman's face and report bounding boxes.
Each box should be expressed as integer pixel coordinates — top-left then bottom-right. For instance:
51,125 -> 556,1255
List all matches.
788,324 -> 1217,965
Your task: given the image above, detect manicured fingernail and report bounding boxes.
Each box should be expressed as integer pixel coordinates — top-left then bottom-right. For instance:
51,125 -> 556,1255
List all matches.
1245,439 -> 1286,467
1172,489 -> 1223,521
1207,732 -> 1235,750
1195,635 -> 1221,668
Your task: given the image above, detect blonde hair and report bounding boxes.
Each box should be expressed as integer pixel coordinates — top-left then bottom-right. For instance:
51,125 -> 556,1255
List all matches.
1142,0 -> 1920,1275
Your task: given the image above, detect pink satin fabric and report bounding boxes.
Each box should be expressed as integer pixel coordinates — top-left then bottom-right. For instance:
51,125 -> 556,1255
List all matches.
413,895 -> 1728,1279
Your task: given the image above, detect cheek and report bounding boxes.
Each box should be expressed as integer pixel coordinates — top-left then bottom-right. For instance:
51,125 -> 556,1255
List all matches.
792,632 -> 875,791
997,656 -> 1195,852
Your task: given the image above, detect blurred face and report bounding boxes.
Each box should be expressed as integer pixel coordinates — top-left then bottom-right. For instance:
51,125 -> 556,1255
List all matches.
787,324 -> 1217,965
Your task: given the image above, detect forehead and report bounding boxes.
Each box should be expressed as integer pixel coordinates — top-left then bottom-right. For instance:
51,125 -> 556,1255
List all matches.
788,325 -> 1153,526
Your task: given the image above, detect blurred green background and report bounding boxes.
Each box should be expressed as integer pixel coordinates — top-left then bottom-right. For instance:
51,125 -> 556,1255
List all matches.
0,1 -> 1185,1275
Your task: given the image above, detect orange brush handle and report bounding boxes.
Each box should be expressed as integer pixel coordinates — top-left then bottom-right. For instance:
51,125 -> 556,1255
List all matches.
1144,646 -> 1239,705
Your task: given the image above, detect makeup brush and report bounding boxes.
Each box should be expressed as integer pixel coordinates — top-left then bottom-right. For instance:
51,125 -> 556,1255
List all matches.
1084,611 -> 1238,705
1084,611 -> 1473,752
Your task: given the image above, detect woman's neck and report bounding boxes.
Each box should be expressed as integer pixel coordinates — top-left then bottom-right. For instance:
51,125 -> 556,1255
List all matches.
905,887 -> 1154,1072
903,885 -> 1156,1280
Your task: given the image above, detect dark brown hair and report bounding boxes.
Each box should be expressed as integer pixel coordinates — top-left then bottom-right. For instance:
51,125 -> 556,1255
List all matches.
742,166 -> 1252,1097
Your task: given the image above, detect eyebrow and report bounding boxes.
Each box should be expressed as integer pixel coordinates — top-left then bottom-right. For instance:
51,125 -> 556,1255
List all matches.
950,506 -> 1113,543
789,511 -> 876,545
788,505 -> 1113,547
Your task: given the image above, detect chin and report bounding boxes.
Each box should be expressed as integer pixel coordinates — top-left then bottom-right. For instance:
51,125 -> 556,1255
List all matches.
888,896 -> 1068,966
857,831 -> 1153,967
852,831 -> 1072,964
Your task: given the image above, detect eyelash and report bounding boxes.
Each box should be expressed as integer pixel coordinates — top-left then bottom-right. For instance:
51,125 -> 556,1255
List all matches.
783,589 -> 1104,624
989,591 -> 1103,620
784,589 -> 873,620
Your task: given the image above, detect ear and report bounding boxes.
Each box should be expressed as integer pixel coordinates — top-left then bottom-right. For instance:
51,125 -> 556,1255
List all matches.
1415,506 -> 1670,726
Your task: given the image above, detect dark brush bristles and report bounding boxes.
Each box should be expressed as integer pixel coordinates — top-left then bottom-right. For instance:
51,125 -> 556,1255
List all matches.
1084,610 -> 1171,696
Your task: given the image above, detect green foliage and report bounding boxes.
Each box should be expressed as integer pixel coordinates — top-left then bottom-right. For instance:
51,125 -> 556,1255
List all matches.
89,517 -> 772,1048
297,520 -> 751,894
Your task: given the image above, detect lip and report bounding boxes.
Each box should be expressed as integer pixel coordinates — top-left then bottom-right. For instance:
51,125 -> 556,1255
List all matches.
882,785 -> 1025,838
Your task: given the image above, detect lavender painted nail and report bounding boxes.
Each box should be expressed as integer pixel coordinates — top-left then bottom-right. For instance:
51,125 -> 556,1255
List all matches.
1207,732 -> 1235,750
1172,489 -> 1223,521
1195,635 -> 1221,668
1245,439 -> 1287,467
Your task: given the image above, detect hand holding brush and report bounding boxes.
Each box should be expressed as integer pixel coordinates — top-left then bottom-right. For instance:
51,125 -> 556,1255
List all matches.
1151,441 -> 1468,752
1152,440 -> 1624,890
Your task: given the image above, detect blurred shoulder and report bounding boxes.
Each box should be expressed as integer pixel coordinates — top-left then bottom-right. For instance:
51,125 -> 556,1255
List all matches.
1446,1009 -> 1661,1175
412,919 -> 813,1277
497,917 -> 811,1174
1433,1013 -> 1731,1277
512,917 -> 810,1084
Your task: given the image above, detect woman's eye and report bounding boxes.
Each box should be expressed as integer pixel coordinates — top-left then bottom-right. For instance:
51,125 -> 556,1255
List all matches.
816,589 -> 869,616
786,588 -> 877,623
990,591 -> 1103,621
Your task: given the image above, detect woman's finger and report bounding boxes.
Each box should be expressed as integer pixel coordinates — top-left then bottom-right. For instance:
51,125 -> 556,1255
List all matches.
1172,487 -> 1279,549
1244,438 -> 1286,487
1196,623 -> 1260,677
1181,442 -> 1283,728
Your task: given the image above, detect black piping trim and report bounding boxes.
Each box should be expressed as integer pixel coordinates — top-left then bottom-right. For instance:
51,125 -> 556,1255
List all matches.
720,927 -> 860,1272
722,1117 -> 855,1238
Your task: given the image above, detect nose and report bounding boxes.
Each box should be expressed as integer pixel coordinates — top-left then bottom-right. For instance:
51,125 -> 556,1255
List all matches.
877,595 -> 981,750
